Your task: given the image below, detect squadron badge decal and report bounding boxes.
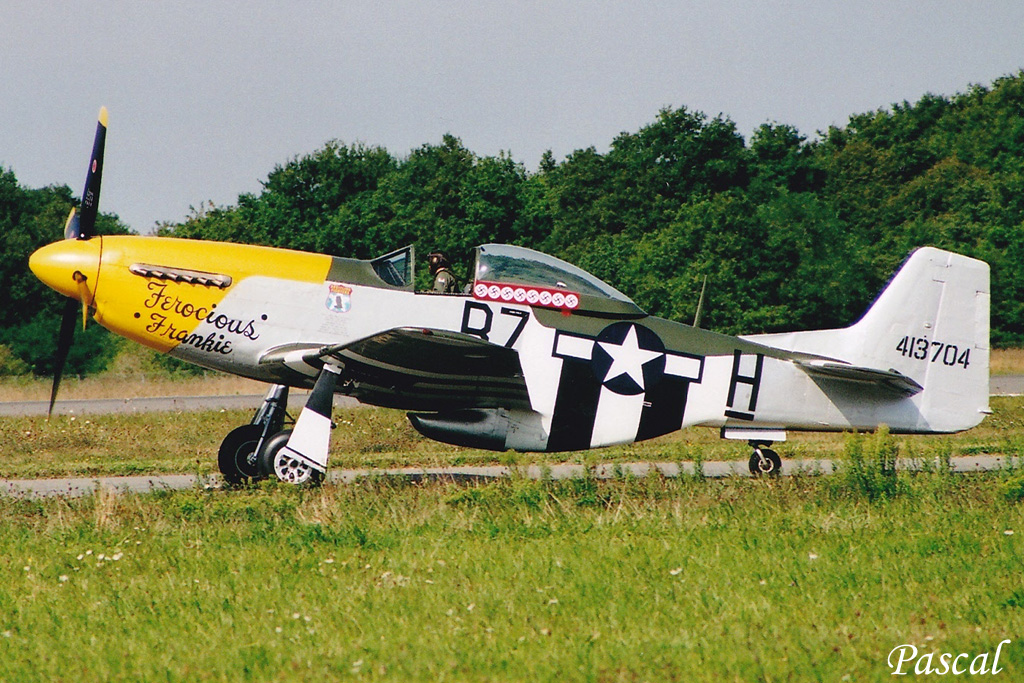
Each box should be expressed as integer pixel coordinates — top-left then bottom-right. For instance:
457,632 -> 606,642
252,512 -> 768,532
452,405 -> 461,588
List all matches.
326,283 -> 352,313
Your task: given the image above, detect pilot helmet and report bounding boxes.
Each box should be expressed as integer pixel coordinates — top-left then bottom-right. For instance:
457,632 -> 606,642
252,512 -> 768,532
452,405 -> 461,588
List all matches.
428,252 -> 449,275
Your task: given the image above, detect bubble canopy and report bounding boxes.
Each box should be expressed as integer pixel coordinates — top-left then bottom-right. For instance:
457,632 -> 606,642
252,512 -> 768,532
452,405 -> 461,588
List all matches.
473,244 -> 644,317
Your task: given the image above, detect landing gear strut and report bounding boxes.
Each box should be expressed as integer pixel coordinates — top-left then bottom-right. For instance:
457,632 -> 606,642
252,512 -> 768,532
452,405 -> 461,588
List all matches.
255,365 -> 340,486
217,385 -> 290,485
748,441 -> 782,477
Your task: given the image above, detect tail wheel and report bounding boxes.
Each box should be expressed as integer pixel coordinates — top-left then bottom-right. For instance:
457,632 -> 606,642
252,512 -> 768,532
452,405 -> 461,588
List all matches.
749,448 -> 782,477
257,429 -> 325,486
218,424 -> 265,485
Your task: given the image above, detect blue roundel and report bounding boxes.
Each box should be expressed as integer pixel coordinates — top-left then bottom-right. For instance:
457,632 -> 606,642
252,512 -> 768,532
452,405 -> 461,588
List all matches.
590,322 -> 666,395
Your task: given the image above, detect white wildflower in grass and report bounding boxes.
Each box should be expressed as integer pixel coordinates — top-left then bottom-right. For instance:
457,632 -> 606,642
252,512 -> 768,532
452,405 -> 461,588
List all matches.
59,575 -> 68,583
669,567 -> 683,576
275,627 -> 282,634
466,603 -> 475,611
111,553 -> 123,561
808,553 -> 819,561
76,554 -> 84,561
292,613 -> 301,620
323,558 -> 334,564
304,616 -> 311,623
1004,530 -> 1014,536
85,550 -> 92,556
547,598 -> 558,605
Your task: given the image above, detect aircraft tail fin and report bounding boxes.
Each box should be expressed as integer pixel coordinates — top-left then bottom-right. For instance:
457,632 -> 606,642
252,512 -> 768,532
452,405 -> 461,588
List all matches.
750,247 -> 990,433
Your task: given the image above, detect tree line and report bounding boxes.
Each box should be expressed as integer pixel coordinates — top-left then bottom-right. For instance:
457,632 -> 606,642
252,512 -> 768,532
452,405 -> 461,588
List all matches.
4,72 -> 1024,377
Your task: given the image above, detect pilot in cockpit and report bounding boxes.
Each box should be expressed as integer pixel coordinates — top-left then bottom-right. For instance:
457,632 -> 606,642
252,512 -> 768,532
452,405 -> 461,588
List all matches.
428,251 -> 459,294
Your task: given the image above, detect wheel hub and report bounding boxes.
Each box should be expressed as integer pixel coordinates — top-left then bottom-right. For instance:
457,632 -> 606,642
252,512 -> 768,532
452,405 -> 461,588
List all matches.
274,452 -> 315,484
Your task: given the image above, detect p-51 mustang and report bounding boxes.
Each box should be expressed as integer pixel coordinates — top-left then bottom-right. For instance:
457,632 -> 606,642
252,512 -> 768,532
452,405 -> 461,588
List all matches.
30,109 -> 991,483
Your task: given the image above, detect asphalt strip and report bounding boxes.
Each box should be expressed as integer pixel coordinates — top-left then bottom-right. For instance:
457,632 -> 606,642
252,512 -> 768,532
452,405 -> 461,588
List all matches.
1,455 -> 1020,499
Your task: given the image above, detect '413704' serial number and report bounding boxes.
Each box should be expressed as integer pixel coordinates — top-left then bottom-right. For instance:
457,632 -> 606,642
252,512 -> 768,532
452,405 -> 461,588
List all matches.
895,336 -> 970,368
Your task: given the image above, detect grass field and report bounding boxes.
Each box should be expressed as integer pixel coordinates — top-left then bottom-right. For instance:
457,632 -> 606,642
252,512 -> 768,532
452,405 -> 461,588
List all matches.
0,469 -> 1022,682
2,366 -> 1024,680
991,347 -> 1024,375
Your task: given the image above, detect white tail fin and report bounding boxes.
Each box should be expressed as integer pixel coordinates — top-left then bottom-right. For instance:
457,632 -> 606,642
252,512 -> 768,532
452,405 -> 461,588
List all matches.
749,247 -> 990,432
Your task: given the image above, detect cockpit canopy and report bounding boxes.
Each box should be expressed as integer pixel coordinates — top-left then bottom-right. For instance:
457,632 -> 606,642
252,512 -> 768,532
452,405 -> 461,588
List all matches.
473,244 -> 645,317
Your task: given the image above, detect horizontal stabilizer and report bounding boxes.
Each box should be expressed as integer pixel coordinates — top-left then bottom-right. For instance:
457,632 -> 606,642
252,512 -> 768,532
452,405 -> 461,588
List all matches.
794,360 -> 923,397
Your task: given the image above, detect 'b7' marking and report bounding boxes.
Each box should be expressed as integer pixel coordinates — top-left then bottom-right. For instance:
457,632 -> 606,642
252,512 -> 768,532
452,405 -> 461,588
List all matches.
461,301 -> 529,348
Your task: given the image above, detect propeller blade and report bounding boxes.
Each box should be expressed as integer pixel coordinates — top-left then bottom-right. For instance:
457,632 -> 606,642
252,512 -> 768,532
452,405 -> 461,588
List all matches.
73,106 -> 107,240
76,273 -> 90,330
62,207 -> 80,241
48,297 -> 79,417
46,108 -> 107,415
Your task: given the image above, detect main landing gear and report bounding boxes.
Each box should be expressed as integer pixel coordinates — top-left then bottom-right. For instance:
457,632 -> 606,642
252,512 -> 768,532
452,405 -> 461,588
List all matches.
217,385 -> 291,485
217,366 -> 341,486
748,441 -> 782,477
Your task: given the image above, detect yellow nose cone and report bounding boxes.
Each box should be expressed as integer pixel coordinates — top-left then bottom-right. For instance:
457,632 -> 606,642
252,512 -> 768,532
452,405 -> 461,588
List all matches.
29,238 -> 102,303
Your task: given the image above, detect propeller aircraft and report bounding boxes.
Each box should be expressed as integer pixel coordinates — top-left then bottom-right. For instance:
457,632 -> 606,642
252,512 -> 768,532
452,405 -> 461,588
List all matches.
29,109 -> 992,484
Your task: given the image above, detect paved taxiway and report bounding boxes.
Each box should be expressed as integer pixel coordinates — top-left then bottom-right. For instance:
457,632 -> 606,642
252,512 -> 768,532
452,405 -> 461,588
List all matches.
1,455 -> 1019,499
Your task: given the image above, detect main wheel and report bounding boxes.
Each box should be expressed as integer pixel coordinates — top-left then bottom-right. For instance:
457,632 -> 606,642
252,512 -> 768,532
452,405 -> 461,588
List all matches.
748,448 -> 782,477
256,429 -> 325,486
218,424 -> 265,485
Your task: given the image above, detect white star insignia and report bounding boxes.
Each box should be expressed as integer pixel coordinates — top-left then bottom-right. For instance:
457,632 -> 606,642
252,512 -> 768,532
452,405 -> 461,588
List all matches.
598,326 -> 663,390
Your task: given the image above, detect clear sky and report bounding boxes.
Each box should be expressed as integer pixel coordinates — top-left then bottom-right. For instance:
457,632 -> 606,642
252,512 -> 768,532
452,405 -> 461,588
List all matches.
3,2 -> 1023,234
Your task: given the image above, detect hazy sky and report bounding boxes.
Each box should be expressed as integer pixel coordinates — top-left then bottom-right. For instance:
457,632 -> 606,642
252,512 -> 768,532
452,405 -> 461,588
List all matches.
3,2 -> 1023,234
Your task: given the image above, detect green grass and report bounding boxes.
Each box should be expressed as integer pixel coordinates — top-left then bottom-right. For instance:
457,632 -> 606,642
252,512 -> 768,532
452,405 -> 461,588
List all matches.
0,473 -> 1022,681
3,397 -> 1024,479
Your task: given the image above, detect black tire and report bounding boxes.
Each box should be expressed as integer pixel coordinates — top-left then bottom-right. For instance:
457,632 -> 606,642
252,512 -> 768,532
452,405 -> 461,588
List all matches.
256,429 -> 325,486
748,448 -> 782,477
218,424 -> 266,485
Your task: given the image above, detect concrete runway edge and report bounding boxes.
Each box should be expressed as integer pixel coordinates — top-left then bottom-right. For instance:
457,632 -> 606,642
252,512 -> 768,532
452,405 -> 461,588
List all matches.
2,455 -> 1021,499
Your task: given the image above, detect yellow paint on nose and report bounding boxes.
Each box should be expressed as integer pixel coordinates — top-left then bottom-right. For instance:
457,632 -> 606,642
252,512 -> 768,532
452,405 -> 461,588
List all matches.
28,238 -> 102,304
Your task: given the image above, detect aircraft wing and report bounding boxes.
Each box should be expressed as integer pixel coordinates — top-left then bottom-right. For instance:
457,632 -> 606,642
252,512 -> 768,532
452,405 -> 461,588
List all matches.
793,359 -> 923,397
260,328 -> 532,411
